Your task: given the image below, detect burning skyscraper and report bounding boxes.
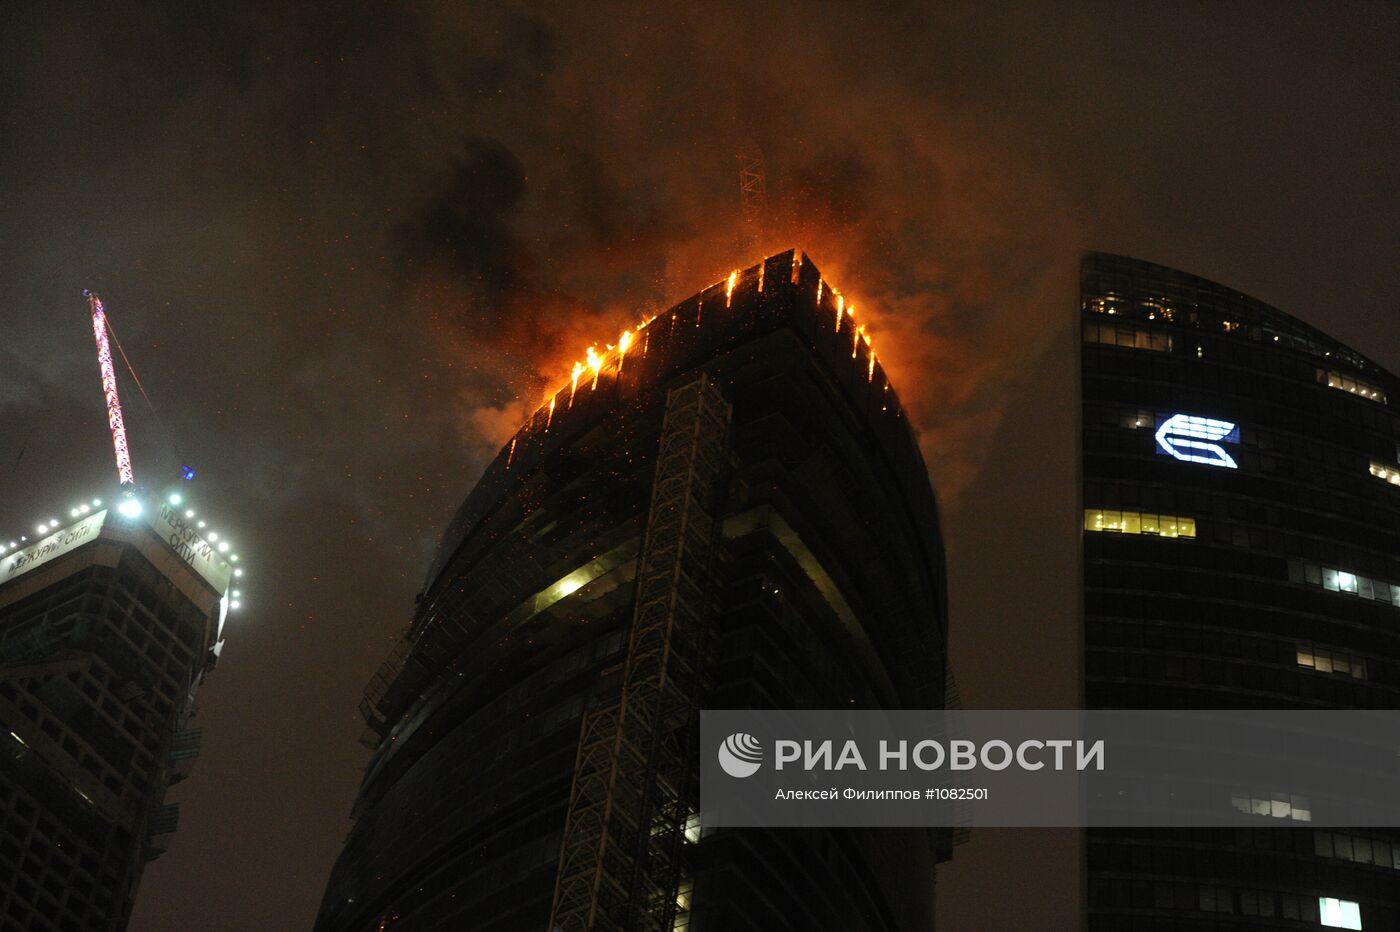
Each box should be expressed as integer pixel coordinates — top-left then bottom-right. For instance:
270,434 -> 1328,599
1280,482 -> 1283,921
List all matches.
315,250 -> 952,931
0,490 -> 239,931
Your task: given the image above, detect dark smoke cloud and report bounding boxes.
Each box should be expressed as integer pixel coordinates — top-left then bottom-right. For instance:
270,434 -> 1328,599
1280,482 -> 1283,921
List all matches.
1,2 -> 1397,930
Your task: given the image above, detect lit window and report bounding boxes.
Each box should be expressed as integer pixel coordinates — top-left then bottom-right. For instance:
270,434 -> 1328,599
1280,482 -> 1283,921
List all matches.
1318,369 -> 1388,404
1231,791 -> 1311,822
1085,509 -> 1195,539
1370,462 -> 1400,486
1316,832 -> 1400,870
1119,409 -> 1154,429
1292,561 -> 1400,608
1298,646 -> 1368,680
1319,896 -> 1362,929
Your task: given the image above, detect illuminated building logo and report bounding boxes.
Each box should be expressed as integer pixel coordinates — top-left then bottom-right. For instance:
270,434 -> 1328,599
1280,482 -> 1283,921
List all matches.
718,733 -> 764,779
1155,414 -> 1239,469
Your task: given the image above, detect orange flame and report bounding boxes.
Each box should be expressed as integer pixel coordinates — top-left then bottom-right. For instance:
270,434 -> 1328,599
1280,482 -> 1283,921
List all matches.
835,292 -> 844,330
757,262 -> 765,293
569,361 -> 585,406
618,329 -> 633,369
816,279 -> 824,306
546,396 -> 556,429
586,345 -> 603,389
725,270 -> 738,307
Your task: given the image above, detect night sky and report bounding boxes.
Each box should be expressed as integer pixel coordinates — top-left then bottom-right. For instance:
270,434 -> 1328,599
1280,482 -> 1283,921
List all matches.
2,3 -> 1398,929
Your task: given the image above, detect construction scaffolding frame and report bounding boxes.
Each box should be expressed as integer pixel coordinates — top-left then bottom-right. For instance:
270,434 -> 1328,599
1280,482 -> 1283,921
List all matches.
549,372 -> 731,932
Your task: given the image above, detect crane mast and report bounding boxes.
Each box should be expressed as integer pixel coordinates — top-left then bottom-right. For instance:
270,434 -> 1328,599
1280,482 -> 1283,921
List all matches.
85,290 -> 135,487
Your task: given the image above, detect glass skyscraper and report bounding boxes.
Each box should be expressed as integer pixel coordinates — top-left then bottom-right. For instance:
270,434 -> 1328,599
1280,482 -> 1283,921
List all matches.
1081,253 -> 1400,930
315,250 -> 951,931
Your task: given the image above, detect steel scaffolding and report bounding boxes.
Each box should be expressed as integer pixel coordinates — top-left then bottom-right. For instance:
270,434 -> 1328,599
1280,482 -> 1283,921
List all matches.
549,371 -> 731,932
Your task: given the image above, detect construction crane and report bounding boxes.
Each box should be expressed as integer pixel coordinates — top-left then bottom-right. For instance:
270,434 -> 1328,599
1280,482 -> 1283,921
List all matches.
85,290 -> 135,488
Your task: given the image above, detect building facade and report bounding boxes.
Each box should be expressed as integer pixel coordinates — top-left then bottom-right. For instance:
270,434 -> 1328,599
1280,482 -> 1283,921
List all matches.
316,250 -> 951,931
0,491 -> 233,932
1081,253 -> 1400,930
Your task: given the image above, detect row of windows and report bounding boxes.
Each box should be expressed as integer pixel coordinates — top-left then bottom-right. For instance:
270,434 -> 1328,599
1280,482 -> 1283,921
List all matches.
1229,791 -> 1310,822
1320,368 -> 1388,404
1141,882 -> 1359,926
1315,831 -> 1400,871
1083,273 -> 1376,375
1289,560 -> 1400,608
1083,321 -> 1172,353
1297,645 -> 1368,680
1371,461 -> 1400,486
1085,510 -> 1196,538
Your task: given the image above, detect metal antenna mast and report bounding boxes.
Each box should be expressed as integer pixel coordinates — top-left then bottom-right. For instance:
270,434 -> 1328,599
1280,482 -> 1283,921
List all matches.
85,290 -> 135,487
737,145 -> 767,225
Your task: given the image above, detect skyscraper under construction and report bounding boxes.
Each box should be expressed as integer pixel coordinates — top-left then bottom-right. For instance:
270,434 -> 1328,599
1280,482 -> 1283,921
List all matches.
315,250 -> 951,931
0,490 -> 238,931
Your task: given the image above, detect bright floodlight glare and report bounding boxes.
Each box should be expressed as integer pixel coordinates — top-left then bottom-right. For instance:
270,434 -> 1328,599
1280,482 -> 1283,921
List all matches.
230,600 -> 241,610
185,509 -> 194,518
92,499 -> 101,507
197,520 -> 206,528
230,554 -> 239,562
117,498 -> 143,519
233,568 -> 243,577
70,509 -> 79,518
169,493 -> 182,506
35,524 -> 47,535
207,532 -> 218,541
232,590 -> 241,598
80,504 -> 90,514
217,542 -> 229,553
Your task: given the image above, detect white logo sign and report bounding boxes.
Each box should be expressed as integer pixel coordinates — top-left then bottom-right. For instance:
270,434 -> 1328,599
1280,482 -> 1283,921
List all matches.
1155,414 -> 1239,469
0,512 -> 108,584
718,733 -> 764,778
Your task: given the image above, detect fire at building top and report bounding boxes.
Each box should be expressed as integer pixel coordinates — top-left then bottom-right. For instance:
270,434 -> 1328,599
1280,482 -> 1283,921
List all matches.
419,248 -> 932,604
